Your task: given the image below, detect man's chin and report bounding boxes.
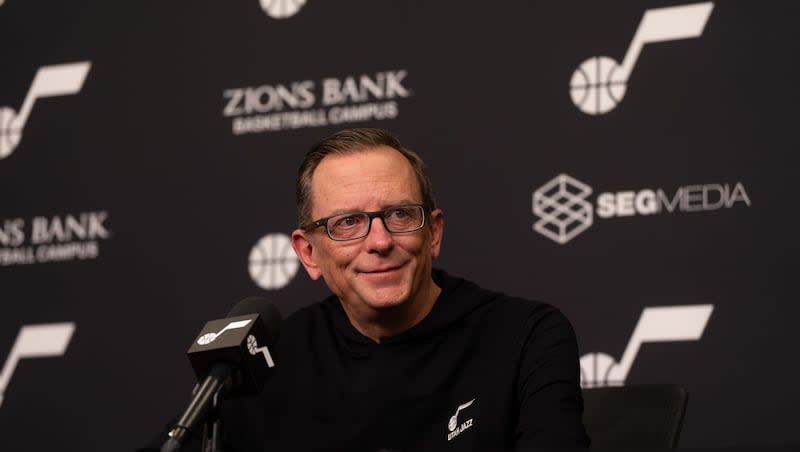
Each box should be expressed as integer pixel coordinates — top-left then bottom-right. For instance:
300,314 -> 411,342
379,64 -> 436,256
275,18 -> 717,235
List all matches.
364,294 -> 408,310
359,287 -> 411,311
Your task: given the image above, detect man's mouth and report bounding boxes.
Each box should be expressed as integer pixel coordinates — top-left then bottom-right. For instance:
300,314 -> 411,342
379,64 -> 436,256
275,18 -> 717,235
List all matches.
359,263 -> 405,276
362,265 -> 400,274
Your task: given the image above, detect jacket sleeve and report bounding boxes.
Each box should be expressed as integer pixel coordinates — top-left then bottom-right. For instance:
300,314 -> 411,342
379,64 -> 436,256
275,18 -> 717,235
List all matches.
513,306 -> 590,449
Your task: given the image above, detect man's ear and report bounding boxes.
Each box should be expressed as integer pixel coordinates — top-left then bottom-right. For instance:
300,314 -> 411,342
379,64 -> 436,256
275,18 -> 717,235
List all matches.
291,229 -> 322,280
428,208 -> 444,259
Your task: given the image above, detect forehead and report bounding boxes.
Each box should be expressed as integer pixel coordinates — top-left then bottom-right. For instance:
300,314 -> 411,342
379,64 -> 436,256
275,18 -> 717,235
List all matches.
310,146 -> 421,215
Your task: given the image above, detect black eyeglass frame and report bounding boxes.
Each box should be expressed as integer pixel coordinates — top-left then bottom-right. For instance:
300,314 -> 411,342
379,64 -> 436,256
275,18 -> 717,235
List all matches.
303,204 -> 430,241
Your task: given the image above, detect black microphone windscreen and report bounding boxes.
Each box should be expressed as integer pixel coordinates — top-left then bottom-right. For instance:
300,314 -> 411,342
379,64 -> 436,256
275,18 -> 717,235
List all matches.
226,296 -> 282,343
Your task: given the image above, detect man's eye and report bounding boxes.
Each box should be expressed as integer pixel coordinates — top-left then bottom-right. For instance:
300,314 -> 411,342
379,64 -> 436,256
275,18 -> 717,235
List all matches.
334,215 -> 360,228
390,208 -> 410,218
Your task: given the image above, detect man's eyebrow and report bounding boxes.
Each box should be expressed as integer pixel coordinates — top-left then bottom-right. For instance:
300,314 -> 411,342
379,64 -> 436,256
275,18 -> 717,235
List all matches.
322,201 -> 420,217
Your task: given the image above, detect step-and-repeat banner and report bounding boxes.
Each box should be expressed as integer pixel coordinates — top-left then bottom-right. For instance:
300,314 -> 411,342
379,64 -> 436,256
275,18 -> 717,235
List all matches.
1,1 -> 797,449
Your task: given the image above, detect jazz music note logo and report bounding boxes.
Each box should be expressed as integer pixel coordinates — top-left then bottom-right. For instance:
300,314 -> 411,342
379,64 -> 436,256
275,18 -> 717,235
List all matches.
0,323 -> 76,407
246,334 -> 275,367
580,304 -> 713,388
0,62 -> 91,160
196,319 -> 252,345
570,2 -> 714,115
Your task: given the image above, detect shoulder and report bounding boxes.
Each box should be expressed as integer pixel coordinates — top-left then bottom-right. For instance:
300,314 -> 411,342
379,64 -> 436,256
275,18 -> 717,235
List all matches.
439,269 -> 571,330
434,269 -> 577,348
273,296 -> 341,347
485,294 -> 577,355
283,297 -> 332,326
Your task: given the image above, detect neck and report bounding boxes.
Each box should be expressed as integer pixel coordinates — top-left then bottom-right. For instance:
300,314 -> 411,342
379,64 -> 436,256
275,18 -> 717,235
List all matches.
343,278 -> 441,343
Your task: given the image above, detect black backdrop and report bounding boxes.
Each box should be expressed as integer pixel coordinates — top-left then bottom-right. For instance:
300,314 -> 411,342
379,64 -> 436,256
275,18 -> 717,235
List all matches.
1,1 -> 798,449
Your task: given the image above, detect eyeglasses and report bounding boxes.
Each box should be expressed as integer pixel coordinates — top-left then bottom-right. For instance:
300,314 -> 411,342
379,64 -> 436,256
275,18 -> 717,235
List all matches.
304,204 -> 428,241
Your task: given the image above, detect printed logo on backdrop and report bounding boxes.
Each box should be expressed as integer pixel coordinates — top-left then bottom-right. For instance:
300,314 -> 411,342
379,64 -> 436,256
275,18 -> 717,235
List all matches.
0,211 -> 111,266
570,2 -> 713,115
581,305 -> 712,387
532,174 -> 751,244
260,0 -> 306,19
0,62 -> 91,160
248,233 -> 299,290
223,69 -> 411,135
0,323 -> 75,407
532,174 -> 593,245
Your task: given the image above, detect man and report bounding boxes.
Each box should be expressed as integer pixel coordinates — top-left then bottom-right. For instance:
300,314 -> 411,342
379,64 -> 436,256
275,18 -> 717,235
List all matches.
144,128 -> 589,451
290,128 -> 443,344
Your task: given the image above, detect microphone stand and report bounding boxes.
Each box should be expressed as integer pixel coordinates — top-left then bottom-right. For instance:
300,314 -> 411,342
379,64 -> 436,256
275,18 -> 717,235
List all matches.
201,394 -> 223,452
161,363 -> 231,452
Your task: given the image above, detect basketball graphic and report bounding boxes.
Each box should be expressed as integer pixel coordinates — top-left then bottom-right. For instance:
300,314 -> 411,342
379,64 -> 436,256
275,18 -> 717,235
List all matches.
448,416 -> 458,432
0,107 -> 21,159
248,233 -> 299,290
579,352 -> 621,388
570,57 -> 627,115
247,335 -> 258,355
259,0 -> 306,19
197,333 -> 217,345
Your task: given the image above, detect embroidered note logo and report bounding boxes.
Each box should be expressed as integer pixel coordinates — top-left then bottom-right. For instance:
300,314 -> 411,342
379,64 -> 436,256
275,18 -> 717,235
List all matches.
447,398 -> 475,441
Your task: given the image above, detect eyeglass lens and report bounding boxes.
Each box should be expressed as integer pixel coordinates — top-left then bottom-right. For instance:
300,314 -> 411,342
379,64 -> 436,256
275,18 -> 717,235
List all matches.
327,205 -> 424,240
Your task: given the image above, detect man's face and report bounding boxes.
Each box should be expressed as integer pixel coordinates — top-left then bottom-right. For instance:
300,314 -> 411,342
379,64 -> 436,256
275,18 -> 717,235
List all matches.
292,146 -> 443,316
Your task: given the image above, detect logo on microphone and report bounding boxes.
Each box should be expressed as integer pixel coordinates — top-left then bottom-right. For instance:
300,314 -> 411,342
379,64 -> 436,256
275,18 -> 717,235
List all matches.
259,0 -> 306,19
447,398 -> 476,441
570,2 -> 713,115
246,334 -> 275,367
196,319 -> 253,345
0,62 -> 91,159
580,305 -> 713,387
0,323 -> 75,407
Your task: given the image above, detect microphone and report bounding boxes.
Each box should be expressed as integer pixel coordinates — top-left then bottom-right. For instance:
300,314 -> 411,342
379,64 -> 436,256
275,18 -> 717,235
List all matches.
161,297 -> 281,452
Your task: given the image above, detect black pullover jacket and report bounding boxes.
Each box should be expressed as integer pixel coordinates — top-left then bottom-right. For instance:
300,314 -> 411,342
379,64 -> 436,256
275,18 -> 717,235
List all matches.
145,269 -> 589,451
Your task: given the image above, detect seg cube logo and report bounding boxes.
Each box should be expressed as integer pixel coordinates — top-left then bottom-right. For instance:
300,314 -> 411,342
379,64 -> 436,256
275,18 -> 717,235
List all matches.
532,174 -> 751,244
532,174 -> 593,245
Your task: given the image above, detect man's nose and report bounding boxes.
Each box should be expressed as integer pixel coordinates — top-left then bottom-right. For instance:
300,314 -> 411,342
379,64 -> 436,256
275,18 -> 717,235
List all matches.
365,216 -> 393,251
